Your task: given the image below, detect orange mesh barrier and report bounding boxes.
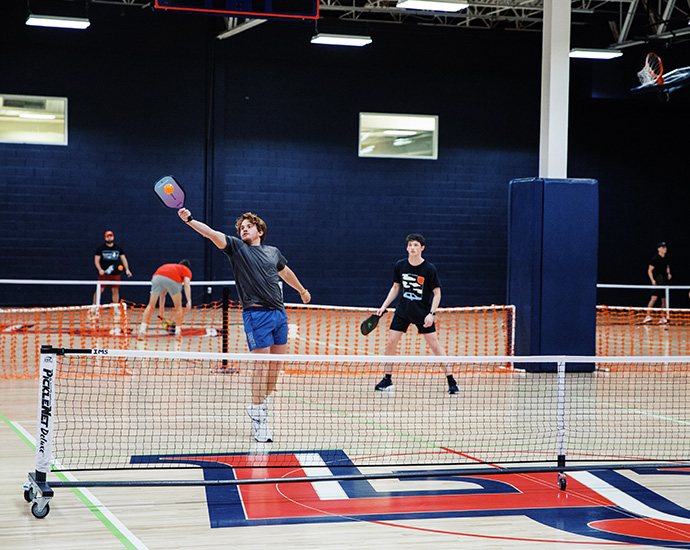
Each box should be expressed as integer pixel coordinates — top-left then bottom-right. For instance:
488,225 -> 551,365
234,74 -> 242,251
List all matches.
596,305 -> 690,360
1,302 -> 515,378
0,303 -> 130,379
6,302 -> 690,378
282,304 -> 514,357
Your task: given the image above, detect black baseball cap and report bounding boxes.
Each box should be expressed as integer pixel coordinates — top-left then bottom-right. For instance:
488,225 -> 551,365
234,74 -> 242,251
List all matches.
657,242 -> 667,248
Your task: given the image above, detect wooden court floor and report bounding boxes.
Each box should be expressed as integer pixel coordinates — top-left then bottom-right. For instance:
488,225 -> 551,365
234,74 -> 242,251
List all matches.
3,374 -> 690,550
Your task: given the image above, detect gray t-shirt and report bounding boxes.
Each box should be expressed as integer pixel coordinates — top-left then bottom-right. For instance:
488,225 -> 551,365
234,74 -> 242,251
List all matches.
222,235 -> 287,310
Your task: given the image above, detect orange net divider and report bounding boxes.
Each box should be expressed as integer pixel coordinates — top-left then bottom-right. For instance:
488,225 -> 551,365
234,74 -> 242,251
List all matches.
596,305 -> 690,362
1,302 -> 515,378
7,302 -> 690,378
0,303 -> 130,379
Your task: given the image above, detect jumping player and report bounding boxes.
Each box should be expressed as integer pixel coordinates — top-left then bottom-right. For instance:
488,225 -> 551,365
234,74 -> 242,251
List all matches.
178,207 -> 310,443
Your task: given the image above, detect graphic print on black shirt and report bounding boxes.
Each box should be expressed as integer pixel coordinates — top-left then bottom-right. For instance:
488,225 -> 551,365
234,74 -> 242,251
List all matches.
402,273 -> 425,301
393,259 -> 441,324
95,244 -> 124,275
101,250 -> 121,274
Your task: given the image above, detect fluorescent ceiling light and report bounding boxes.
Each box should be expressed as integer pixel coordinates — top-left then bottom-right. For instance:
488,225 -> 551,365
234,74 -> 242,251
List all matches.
397,0 -> 468,12
311,33 -> 372,47
569,48 -> 622,60
26,15 -> 91,30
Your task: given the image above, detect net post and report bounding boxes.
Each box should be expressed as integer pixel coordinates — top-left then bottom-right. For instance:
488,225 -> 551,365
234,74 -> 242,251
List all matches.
222,287 -> 229,367
556,360 -> 567,490
26,345 -> 58,516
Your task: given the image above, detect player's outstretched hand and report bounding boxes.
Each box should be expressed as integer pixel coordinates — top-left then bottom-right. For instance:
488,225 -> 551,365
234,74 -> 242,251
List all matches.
178,208 -> 192,223
301,290 -> 311,304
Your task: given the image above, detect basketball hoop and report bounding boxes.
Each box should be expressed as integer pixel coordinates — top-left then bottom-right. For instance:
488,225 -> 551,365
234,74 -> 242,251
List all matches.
637,52 -> 665,86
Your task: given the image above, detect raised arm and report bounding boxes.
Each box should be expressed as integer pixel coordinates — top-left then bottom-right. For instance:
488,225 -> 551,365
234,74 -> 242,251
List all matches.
178,208 -> 227,249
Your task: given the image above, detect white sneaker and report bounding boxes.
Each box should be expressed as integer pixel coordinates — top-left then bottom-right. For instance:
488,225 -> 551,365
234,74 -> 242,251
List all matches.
253,422 -> 273,443
246,404 -> 272,443
246,403 -> 267,422
659,318 -> 668,324
643,316 -> 652,323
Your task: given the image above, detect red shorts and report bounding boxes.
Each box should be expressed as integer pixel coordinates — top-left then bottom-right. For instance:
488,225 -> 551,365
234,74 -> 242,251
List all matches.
98,274 -> 121,289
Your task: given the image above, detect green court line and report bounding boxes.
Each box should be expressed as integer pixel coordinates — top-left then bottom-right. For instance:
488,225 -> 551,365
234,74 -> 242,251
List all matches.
0,410 -> 147,550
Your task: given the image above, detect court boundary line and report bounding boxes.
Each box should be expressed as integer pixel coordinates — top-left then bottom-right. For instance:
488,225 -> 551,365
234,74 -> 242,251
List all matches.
1,413 -> 150,550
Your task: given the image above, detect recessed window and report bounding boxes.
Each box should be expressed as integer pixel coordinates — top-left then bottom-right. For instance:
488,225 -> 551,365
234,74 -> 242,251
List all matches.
359,112 -> 438,160
0,94 -> 68,146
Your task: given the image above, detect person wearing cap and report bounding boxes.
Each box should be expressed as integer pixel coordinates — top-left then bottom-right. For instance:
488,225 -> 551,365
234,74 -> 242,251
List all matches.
644,241 -> 671,323
93,230 -> 132,304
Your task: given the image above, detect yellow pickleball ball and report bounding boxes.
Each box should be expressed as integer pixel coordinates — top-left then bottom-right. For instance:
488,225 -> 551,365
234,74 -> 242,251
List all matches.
164,183 -> 175,194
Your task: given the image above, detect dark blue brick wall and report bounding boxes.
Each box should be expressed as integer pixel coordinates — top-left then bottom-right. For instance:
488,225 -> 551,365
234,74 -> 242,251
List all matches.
0,7 -> 217,306
210,23 -> 541,307
2,6 -> 689,308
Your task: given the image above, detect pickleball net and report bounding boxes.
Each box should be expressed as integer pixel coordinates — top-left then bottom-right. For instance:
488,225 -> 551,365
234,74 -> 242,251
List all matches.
34,347 -> 690,474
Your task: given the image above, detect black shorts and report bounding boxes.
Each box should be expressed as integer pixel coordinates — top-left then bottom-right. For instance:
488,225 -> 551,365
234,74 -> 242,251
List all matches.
651,276 -> 667,298
390,313 -> 436,334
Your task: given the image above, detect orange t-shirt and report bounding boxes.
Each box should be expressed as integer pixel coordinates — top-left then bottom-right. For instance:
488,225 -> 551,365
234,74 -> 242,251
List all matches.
153,264 -> 192,283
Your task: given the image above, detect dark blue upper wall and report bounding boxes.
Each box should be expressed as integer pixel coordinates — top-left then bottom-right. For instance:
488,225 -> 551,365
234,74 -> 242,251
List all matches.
2,5 -> 688,308
210,23 -> 541,307
0,7 -> 220,306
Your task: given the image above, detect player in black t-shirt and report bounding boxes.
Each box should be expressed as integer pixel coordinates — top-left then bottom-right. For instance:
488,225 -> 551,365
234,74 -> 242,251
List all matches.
644,241 -> 671,323
93,230 -> 132,304
374,234 -> 459,394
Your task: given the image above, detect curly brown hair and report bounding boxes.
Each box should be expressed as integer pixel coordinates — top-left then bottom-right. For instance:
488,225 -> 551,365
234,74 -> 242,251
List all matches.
235,212 -> 267,243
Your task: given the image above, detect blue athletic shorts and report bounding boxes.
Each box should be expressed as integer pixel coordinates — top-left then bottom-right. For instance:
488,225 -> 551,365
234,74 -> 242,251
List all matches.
242,308 -> 289,351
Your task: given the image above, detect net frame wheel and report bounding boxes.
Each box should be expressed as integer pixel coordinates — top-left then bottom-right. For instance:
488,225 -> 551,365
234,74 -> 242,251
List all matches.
558,473 -> 567,491
31,501 -> 50,519
23,482 -> 35,503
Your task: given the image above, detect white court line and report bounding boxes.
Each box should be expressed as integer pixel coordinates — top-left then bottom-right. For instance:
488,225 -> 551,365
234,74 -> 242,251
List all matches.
295,453 -> 349,501
13,421 -> 151,550
569,470 -> 690,524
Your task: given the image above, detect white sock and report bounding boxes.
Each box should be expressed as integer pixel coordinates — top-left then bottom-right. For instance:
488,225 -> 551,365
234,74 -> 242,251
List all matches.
175,326 -> 181,336
139,323 -> 147,332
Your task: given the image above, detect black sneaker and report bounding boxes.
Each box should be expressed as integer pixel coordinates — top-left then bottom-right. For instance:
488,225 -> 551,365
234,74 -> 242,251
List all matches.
374,377 -> 394,391
448,382 -> 459,394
